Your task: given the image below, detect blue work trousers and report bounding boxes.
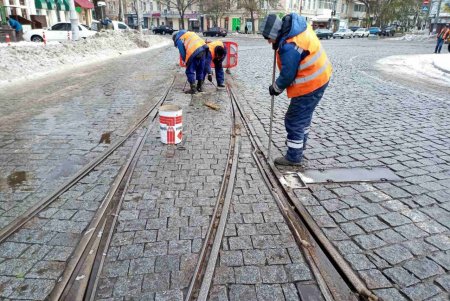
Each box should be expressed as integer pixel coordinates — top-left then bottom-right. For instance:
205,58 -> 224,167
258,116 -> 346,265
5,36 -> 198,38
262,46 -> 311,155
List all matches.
285,83 -> 328,163
186,51 -> 206,84
435,38 -> 445,53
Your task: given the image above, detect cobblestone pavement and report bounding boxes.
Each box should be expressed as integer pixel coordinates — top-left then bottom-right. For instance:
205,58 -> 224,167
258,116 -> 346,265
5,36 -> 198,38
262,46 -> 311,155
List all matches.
0,46 -> 175,229
233,37 -> 450,300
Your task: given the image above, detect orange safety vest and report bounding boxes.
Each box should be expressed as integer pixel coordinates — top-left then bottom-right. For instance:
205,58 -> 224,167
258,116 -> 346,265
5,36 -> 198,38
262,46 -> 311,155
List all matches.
277,24 -> 332,98
207,40 -> 224,59
179,31 -> 206,64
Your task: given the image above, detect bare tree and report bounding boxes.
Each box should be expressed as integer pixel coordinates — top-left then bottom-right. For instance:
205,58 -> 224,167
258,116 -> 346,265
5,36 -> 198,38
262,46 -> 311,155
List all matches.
201,0 -> 228,28
131,0 -> 142,31
239,0 -> 279,34
160,0 -> 200,29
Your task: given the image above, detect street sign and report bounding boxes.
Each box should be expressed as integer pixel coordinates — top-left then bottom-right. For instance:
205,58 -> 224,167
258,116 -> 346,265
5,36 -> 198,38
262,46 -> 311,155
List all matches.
422,5 -> 429,12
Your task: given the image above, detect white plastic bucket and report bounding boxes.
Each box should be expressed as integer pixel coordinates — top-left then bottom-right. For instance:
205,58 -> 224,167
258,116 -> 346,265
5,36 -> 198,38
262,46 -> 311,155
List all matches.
159,104 -> 183,144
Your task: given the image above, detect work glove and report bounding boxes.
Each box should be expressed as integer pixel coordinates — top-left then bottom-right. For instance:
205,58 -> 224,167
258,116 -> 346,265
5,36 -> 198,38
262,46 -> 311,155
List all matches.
207,74 -> 213,82
269,84 -> 282,96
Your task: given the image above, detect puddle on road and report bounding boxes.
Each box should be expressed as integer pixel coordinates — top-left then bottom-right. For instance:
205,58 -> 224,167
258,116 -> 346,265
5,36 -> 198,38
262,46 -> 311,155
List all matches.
99,132 -> 111,144
0,171 -> 28,191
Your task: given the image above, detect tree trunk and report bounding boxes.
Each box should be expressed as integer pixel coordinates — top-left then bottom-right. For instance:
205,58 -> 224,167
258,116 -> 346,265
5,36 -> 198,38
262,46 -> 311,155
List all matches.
250,10 -> 254,34
180,13 -> 185,29
118,0 -> 123,21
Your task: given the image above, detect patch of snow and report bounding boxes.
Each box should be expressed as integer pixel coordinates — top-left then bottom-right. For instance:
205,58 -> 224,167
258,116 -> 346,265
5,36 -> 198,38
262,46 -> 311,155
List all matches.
391,32 -> 437,41
0,31 -> 171,87
375,54 -> 450,87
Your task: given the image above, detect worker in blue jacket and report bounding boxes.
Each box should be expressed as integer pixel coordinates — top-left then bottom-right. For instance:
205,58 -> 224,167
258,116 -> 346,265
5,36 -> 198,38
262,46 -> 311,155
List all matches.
173,30 -> 209,93
6,17 -> 23,41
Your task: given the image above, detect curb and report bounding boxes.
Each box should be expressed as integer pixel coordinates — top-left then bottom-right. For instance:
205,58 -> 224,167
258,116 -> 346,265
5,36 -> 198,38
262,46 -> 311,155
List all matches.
432,58 -> 450,74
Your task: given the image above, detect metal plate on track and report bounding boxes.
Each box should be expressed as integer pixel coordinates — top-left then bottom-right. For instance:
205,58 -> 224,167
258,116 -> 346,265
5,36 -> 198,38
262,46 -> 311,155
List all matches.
280,172 -> 308,189
298,167 -> 401,184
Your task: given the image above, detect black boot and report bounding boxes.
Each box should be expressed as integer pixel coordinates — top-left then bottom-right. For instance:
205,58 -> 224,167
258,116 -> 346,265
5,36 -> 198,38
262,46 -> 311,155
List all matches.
186,83 -> 196,94
196,80 -> 204,92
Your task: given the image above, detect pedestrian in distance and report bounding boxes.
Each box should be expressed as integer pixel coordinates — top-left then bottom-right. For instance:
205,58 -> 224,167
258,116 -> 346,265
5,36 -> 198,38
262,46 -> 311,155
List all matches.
245,25 -> 248,34
173,30 -> 209,94
6,17 -> 23,41
260,13 -> 332,166
204,40 -> 227,88
434,24 -> 449,54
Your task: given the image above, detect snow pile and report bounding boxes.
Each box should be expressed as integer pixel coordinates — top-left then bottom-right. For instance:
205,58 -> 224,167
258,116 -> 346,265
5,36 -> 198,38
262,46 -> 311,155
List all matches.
391,31 -> 436,41
375,54 -> 450,87
0,31 -> 171,86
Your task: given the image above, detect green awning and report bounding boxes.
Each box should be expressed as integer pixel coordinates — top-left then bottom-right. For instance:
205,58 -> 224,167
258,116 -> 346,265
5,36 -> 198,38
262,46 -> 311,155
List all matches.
34,0 -> 48,9
46,0 -> 56,10
56,0 -> 69,11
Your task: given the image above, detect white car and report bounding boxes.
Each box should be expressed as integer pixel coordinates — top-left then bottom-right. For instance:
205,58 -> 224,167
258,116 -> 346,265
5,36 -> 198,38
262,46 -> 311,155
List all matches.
353,28 -> 369,38
112,21 -> 130,30
23,22 -> 96,42
333,29 -> 353,39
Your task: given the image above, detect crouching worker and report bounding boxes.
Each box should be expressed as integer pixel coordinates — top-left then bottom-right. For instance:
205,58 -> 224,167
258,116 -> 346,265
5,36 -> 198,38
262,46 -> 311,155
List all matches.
204,40 -> 227,88
173,30 -> 208,94
260,13 -> 332,166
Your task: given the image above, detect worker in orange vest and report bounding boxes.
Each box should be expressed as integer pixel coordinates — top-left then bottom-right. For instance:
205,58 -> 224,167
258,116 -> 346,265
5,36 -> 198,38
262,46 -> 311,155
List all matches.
260,13 -> 332,166
173,30 -> 209,93
435,24 -> 449,54
204,40 -> 227,88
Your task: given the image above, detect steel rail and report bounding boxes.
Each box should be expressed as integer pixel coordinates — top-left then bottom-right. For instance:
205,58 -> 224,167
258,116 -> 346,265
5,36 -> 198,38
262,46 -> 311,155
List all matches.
48,77 -> 175,301
0,80 -> 174,244
185,92 -> 241,301
228,83 -> 378,301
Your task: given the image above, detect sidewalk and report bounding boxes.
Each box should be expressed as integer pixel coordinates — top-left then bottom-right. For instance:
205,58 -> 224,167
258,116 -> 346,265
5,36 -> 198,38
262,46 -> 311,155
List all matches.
376,53 -> 450,87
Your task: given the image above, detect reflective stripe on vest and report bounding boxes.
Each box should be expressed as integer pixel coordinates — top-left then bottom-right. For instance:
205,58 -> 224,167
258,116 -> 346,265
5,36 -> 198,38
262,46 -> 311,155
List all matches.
278,25 -> 332,97
207,40 -> 224,60
180,32 -> 206,64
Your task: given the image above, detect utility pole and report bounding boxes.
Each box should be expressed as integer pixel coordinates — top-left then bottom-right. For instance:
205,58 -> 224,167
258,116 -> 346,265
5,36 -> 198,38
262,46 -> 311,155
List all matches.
299,0 -> 302,15
69,0 -> 80,40
432,0 -> 442,33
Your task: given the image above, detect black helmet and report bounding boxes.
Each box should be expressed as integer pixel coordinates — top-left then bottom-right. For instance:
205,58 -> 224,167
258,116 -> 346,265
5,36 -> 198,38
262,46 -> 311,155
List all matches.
215,46 -> 225,59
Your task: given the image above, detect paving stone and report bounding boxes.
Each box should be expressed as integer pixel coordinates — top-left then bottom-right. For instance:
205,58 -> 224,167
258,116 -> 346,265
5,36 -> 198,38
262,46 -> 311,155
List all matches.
118,244 -> 144,260
358,269 -> 392,289
428,251 -> 450,270
282,283 -> 300,301
26,260 -> 65,280
234,266 -> 261,284
229,284 -> 257,301
344,254 -> 376,270
209,285 -> 229,301
142,272 -> 170,292
426,235 -> 450,251
376,229 -> 406,244
8,278 -> 55,299
220,251 -> 243,267
296,283 -> 325,301
154,255 -> 179,272
383,267 -> 420,287
256,284 -> 285,301
373,288 -> 408,301
260,265 -> 288,284
356,217 -> 389,232
379,212 -> 412,226
242,249 -> 266,265
154,289 -> 183,301
213,266 -> 235,285
113,275 -> 143,297
354,234 -> 386,250
374,245 -> 414,265
129,257 -> 156,275
402,283 -> 442,301
402,240 -> 439,256
265,248 -> 292,265
403,258 -> 445,280
395,224 -> 428,239
435,274 -> 450,292
284,263 -> 312,281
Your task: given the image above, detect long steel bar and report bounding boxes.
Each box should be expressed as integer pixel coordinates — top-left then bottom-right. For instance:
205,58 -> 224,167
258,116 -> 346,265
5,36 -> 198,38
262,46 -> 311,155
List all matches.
267,50 -> 277,160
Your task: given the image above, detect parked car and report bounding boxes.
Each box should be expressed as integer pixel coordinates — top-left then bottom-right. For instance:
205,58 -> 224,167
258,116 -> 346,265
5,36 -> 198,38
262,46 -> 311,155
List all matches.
112,21 -> 130,31
203,27 -> 227,37
333,29 -> 353,39
23,22 -> 96,42
349,26 -> 360,32
152,25 -> 174,35
315,28 -> 333,39
381,26 -> 395,37
353,28 -> 369,37
368,27 -> 382,35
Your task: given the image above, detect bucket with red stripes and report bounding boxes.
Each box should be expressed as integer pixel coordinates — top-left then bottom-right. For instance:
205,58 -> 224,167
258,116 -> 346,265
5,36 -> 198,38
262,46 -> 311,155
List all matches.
159,104 -> 182,144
